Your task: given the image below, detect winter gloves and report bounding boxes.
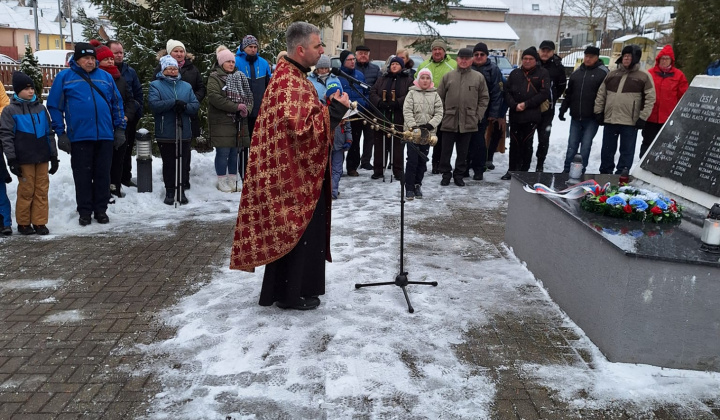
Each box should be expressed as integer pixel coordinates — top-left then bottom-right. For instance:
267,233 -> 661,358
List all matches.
237,103 -> 248,118
7,159 -> 21,177
114,128 -> 126,150
420,123 -> 434,131
174,100 -> 187,114
635,118 -> 646,129
49,157 -> 59,175
342,140 -> 352,150
58,134 -> 71,154
558,110 -> 566,121
595,113 -> 605,126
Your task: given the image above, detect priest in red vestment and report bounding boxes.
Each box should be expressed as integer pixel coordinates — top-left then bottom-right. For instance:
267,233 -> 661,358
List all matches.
230,22 -> 350,310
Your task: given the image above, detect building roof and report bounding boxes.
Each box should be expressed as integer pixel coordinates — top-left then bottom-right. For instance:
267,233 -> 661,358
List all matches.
343,15 -> 519,42
501,0 -> 561,15
0,2 -> 91,42
456,0 -> 509,11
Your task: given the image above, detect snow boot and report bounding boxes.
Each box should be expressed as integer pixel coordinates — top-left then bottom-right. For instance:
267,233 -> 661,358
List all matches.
33,225 -> 50,235
217,176 -> 232,193
164,189 -> 175,205
18,224 -> 36,235
414,184 -> 423,199
440,173 -> 451,186
227,174 -> 240,192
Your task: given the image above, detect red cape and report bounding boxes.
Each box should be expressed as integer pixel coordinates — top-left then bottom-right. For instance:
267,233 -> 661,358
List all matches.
230,58 -> 333,272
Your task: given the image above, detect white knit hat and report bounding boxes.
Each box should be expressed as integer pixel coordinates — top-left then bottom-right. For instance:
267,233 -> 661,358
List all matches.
166,39 -> 186,54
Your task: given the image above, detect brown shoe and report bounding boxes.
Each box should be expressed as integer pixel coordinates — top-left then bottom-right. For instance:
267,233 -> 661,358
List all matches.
347,170 -> 359,177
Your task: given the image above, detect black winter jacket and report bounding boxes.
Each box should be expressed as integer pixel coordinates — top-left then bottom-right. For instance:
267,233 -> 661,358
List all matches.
369,70 -> 413,127
356,61 -> 381,88
472,60 -> 504,119
540,54 -> 567,105
559,60 -> 608,120
505,66 -> 551,125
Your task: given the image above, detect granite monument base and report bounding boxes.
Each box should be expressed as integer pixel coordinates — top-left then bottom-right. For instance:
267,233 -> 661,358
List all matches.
505,172 -> 720,372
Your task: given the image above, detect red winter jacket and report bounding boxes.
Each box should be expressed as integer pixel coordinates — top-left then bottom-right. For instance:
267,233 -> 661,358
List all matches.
648,45 -> 689,124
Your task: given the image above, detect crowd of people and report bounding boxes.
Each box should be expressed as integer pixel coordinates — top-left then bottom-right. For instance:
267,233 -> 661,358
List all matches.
0,29 -> 700,236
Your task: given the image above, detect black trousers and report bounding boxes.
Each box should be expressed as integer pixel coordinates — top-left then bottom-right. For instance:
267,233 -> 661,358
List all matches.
70,140 -> 114,217
346,120 -> 365,171
467,119 -> 488,175
359,122 -> 374,167
373,132 -> 404,179
431,131 -> 444,170
440,131 -> 472,177
509,122 -> 537,171
260,182 -> 327,306
121,117 -> 139,184
158,141 -> 191,191
640,121 -> 663,158
535,108 -> 554,168
110,142 -> 128,194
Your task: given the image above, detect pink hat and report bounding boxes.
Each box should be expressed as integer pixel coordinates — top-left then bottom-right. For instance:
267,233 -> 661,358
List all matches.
414,68 -> 434,89
217,48 -> 236,66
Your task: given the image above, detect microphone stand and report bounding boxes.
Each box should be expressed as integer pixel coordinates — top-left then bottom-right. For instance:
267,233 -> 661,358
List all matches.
355,138 -> 438,313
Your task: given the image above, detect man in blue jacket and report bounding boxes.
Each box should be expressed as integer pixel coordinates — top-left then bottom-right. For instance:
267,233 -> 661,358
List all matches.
47,42 -> 126,227
354,45 -> 380,171
108,40 -> 143,188
337,50 -> 368,176
235,35 -> 271,178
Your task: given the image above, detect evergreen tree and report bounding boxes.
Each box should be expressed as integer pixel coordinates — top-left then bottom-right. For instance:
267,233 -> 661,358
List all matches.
76,8 -> 99,42
674,0 -> 720,79
20,46 -> 44,96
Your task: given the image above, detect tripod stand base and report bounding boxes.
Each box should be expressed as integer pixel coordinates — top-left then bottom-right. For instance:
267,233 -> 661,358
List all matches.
355,272 -> 438,313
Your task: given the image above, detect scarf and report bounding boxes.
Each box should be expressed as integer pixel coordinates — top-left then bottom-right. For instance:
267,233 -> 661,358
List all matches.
13,93 -> 37,103
99,63 -> 121,79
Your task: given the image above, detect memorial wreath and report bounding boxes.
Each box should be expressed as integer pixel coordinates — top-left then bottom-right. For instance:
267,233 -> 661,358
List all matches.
581,184 -> 683,223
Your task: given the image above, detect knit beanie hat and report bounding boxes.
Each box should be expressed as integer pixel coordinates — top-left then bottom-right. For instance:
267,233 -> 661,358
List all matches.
522,46 -> 540,61
316,54 -> 331,69
389,55 -> 405,69
431,39 -> 447,51
241,35 -> 259,51
216,46 -> 235,66
473,42 -> 489,55
339,50 -> 352,66
413,68 -> 434,89
584,46 -> 600,56
166,39 -> 185,54
12,71 -> 34,93
325,80 -> 343,99
73,42 -> 96,62
160,55 -> 179,72
90,40 -> 113,62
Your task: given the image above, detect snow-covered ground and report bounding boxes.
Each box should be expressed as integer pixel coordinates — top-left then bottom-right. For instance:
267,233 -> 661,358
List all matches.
4,112 -> 720,418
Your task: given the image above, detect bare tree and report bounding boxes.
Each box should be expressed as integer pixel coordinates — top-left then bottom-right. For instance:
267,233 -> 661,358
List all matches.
565,0 -> 610,44
608,0 -> 653,33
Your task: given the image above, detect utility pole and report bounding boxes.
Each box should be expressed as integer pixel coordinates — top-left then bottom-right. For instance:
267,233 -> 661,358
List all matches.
58,0 -> 64,49
33,0 -> 40,51
556,0 -> 566,46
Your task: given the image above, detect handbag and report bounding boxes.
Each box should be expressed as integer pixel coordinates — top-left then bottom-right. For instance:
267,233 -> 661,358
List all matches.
526,74 -> 551,113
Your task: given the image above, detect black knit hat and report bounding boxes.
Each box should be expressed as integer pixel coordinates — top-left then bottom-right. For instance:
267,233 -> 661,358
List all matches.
389,55 -> 405,69
522,46 -> 540,61
12,71 -> 34,94
339,50 -> 352,66
539,40 -> 556,51
584,46 -> 601,56
473,42 -> 489,55
73,42 -> 96,62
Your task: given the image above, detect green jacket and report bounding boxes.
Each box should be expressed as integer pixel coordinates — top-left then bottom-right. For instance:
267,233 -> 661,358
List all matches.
207,66 -> 253,148
417,56 -> 457,87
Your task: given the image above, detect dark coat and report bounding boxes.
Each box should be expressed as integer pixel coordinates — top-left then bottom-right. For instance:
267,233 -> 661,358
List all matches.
148,75 -> 200,142
118,62 -> 143,119
369,70 -> 413,127
559,60 -> 608,120
207,66 -> 254,148
0,96 -> 56,164
154,55 -> 205,137
540,53 -> 567,105
505,66 -> 551,125
339,66 -> 368,107
234,50 -> 271,119
472,60 -> 504,119
114,74 -> 136,123
356,61 -> 381,88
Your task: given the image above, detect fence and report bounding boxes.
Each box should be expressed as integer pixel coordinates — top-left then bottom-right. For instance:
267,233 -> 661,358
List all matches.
0,63 -> 67,97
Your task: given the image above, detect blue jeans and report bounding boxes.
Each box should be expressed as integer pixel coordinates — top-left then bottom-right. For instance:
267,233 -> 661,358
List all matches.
0,181 -> 11,227
331,149 -> 345,198
563,118 -> 599,172
214,147 -> 238,176
599,124 -> 638,174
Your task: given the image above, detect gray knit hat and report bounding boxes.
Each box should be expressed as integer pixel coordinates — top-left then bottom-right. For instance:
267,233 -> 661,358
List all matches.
316,54 -> 331,69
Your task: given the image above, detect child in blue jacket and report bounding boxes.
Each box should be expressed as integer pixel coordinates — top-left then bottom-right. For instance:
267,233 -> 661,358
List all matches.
149,55 -> 200,205
325,81 -> 352,200
0,72 -> 59,235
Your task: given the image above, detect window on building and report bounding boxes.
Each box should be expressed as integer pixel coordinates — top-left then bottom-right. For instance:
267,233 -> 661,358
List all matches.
55,39 -> 60,49
532,4 -> 540,11
24,34 -> 30,46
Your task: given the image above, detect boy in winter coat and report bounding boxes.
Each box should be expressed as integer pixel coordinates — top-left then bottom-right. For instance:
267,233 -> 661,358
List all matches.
326,81 -> 352,200
0,72 -> 59,235
0,82 -> 11,235
402,68 -> 443,199
149,55 -> 200,205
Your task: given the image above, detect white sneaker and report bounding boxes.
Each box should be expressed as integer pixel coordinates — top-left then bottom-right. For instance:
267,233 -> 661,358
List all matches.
227,174 -> 240,192
217,176 -> 233,193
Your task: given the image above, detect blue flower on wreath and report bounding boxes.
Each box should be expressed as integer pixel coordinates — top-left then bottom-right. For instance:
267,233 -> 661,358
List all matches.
655,199 -> 668,210
629,198 -> 648,211
606,195 -> 627,206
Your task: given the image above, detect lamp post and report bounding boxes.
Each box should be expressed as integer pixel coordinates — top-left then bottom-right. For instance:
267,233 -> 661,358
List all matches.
135,129 -> 153,193
700,203 -> 720,254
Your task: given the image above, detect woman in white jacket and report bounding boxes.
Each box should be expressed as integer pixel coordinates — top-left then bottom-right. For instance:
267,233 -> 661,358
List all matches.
402,68 -> 443,200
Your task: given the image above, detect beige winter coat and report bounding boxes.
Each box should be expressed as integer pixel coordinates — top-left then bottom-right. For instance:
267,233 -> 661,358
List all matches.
437,67 -> 489,133
403,86 -> 444,135
594,63 -> 656,126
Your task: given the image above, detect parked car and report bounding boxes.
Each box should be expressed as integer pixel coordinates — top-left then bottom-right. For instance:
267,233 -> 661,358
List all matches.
487,50 -> 515,77
33,50 -> 73,66
0,54 -> 19,64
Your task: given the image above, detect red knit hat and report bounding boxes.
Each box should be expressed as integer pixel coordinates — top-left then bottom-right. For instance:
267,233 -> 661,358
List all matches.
90,40 -> 113,62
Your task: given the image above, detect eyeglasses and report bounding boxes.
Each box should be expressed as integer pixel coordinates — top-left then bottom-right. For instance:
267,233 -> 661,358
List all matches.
474,53 -> 487,57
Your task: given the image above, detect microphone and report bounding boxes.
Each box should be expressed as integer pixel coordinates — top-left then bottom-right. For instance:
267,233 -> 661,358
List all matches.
330,68 -> 370,90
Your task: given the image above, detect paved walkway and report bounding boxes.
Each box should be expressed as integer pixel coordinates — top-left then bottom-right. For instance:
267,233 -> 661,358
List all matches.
0,202 -> 718,419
